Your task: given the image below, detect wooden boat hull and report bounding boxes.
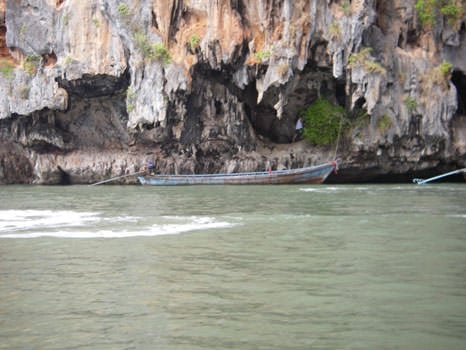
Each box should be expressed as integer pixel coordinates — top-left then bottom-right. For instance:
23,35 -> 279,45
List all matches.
138,162 -> 336,186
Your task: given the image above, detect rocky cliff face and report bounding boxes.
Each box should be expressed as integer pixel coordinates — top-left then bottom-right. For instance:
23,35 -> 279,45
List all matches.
0,0 -> 465,184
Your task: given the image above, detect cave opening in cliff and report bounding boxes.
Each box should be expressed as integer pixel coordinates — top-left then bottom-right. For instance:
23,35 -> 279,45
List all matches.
250,84 -> 296,144
247,66 -> 349,144
348,96 -> 367,121
56,69 -> 130,98
336,80 -> 346,107
57,166 -> 71,185
451,70 -> 466,115
354,97 -> 366,110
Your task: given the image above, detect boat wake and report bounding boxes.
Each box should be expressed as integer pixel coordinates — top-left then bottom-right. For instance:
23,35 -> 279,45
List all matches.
300,186 -> 369,193
0,210 -> 237,239
0,210 -> 102,233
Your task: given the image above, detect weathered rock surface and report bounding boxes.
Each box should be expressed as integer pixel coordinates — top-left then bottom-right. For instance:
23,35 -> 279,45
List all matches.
0,0 -> 465,184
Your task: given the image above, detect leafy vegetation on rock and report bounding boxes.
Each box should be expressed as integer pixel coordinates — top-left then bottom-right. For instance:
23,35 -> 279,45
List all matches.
377,114 -> 393,132
404,96 -> 418,113
0,59 -> 16,78
348,47 -> 386,75
189,34 -> 201,52
23,54 -> 42,75
415,0 -> 465,28
421,60 -> 453,93
117,3 -> 131,17
254,50 -> 270,64
301,98 -> 347,146
134,32 -> 171,64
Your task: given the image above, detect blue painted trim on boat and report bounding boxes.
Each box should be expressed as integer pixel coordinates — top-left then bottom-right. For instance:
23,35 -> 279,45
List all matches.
138,162 -> 336,186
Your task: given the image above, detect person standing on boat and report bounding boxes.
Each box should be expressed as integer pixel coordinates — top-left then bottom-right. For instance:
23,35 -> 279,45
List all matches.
146,160 -> 155,175
265,160 -> 273,175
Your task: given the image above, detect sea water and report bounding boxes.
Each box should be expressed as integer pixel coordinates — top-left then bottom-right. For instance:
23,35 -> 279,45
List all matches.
0,184 -> 465,349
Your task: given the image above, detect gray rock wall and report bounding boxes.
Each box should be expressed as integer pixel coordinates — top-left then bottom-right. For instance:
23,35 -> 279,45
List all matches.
0,0 -> 465,184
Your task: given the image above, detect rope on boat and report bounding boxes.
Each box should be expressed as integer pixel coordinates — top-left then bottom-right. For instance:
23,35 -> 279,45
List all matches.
89,171 -> 144,186
332,115 -> 344,162
413,168 -> 466,185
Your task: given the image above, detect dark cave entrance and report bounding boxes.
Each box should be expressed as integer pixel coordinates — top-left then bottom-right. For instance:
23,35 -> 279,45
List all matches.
354,96 -> 366,109
451,70 -> 466,115
189,59 -> 347,145
335,79 -> 346,107
57,166 -> 71,185
247,65 -> 345,144
350,96 -> 367,119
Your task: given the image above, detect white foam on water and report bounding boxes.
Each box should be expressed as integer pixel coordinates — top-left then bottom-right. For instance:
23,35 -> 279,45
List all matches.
300,186 -> 370,193
300,186 -> 344,193
0,211 -> 237,239
0,210 -> 101,233
447,214 -> 466,219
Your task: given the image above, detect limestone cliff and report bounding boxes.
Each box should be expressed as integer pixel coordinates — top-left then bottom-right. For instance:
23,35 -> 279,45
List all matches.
0,0 -> 465,184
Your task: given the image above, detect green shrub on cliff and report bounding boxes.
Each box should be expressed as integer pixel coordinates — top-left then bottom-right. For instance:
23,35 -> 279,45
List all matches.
189,34 -> 201,51
134,32 -> 171,64
341,0 -> 352,16
329,23 -> 341,40
152,43 -> 171,64
438,1 -> 464,27
415,0 -> 436,27
254,50 -> 270,63
348,47 -> 386,75
415,0 -> 464,28
301,98 -> 347,146
23,54 -> 42,75
404,97 -> 418,113
377,114 -> 393,132
126,87 -> 136,112
0,59 -> 16,78
439,60 -> 452,77
117,3 -> 131,17
421,60 -> 453,91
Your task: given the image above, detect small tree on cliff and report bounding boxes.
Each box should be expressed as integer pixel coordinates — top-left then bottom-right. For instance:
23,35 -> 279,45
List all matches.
134,32 -> 171,64
301,98 -> 348,146
415,0 -> 465,29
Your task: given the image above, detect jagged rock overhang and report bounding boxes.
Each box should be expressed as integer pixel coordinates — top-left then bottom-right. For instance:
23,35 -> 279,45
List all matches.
56,69 -> 130,99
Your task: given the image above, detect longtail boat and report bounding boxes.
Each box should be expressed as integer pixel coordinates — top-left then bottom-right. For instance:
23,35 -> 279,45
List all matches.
138,161 -> 337,186
413,168 -> 466,185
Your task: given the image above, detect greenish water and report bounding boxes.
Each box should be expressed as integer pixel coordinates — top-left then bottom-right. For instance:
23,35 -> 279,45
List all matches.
0,184 -> 465,349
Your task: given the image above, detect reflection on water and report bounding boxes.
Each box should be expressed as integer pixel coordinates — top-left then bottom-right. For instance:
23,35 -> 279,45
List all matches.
0,184 -> 465,349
